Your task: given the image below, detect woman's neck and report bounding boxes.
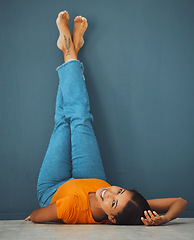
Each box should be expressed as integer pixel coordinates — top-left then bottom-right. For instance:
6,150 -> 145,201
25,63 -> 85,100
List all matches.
88,193 -> 108,222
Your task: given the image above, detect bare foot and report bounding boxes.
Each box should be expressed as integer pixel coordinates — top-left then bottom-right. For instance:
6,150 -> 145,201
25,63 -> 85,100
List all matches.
72,16 -> 88,55
56,11 -> 74,56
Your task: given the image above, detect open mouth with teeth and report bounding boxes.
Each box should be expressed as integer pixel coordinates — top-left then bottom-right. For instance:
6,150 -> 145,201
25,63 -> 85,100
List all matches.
100,189 -> 107,200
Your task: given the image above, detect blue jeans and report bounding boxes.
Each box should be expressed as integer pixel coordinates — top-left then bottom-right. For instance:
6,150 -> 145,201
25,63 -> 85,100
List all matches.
37,60 -> 106,208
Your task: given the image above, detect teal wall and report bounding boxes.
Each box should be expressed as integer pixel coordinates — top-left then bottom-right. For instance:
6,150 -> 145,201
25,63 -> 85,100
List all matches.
0,0 -> 193,219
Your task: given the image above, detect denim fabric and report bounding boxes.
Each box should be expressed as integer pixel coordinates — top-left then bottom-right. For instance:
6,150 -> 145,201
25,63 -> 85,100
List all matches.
37,60 -> 106,208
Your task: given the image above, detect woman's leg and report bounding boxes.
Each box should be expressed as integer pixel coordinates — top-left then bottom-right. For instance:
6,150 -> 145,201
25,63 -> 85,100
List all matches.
36,11 -> 77,207
58,60 -> 106,181
36,85 -> 73,207
37,11 -> 106,207
57,12 -> 106,181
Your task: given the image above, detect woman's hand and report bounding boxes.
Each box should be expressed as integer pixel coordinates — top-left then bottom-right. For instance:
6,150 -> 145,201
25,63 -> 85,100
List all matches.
24,215 -> 31,221
141,210 -> 168,226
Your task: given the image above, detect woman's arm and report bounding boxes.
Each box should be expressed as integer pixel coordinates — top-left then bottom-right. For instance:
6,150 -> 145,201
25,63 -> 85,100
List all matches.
142,197 -> 188,226
24,202 -> 59,223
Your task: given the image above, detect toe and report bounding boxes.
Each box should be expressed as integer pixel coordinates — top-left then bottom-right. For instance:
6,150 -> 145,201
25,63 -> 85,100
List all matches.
58,12 -> 62,17
64,10 -> 69,15
74,16 -> 82,22
82,17 -> 87,24
62,11 -> 69,19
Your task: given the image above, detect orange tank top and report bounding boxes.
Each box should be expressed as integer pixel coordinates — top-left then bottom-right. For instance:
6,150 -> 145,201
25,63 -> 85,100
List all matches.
51,178 -> 111,224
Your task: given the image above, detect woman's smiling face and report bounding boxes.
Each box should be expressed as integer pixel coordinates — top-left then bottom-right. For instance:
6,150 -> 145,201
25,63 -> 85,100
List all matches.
96,186 -> 133,223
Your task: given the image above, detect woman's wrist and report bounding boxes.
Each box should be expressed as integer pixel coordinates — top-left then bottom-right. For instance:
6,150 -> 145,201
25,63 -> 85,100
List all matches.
161,215 -> 169,224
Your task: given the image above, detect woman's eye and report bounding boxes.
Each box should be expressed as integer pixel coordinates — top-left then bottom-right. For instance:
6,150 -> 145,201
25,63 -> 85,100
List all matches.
117,189 -> 122,194
112,200 -> 115,207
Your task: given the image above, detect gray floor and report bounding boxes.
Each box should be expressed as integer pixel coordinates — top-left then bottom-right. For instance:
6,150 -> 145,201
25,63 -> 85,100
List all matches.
0,218 -> 194,240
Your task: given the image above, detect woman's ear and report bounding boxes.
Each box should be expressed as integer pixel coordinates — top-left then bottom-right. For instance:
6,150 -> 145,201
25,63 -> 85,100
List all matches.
108,215 -> 116,224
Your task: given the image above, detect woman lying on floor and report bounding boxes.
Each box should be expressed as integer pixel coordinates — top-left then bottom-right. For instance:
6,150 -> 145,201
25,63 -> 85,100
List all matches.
24,10 -> 187,226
